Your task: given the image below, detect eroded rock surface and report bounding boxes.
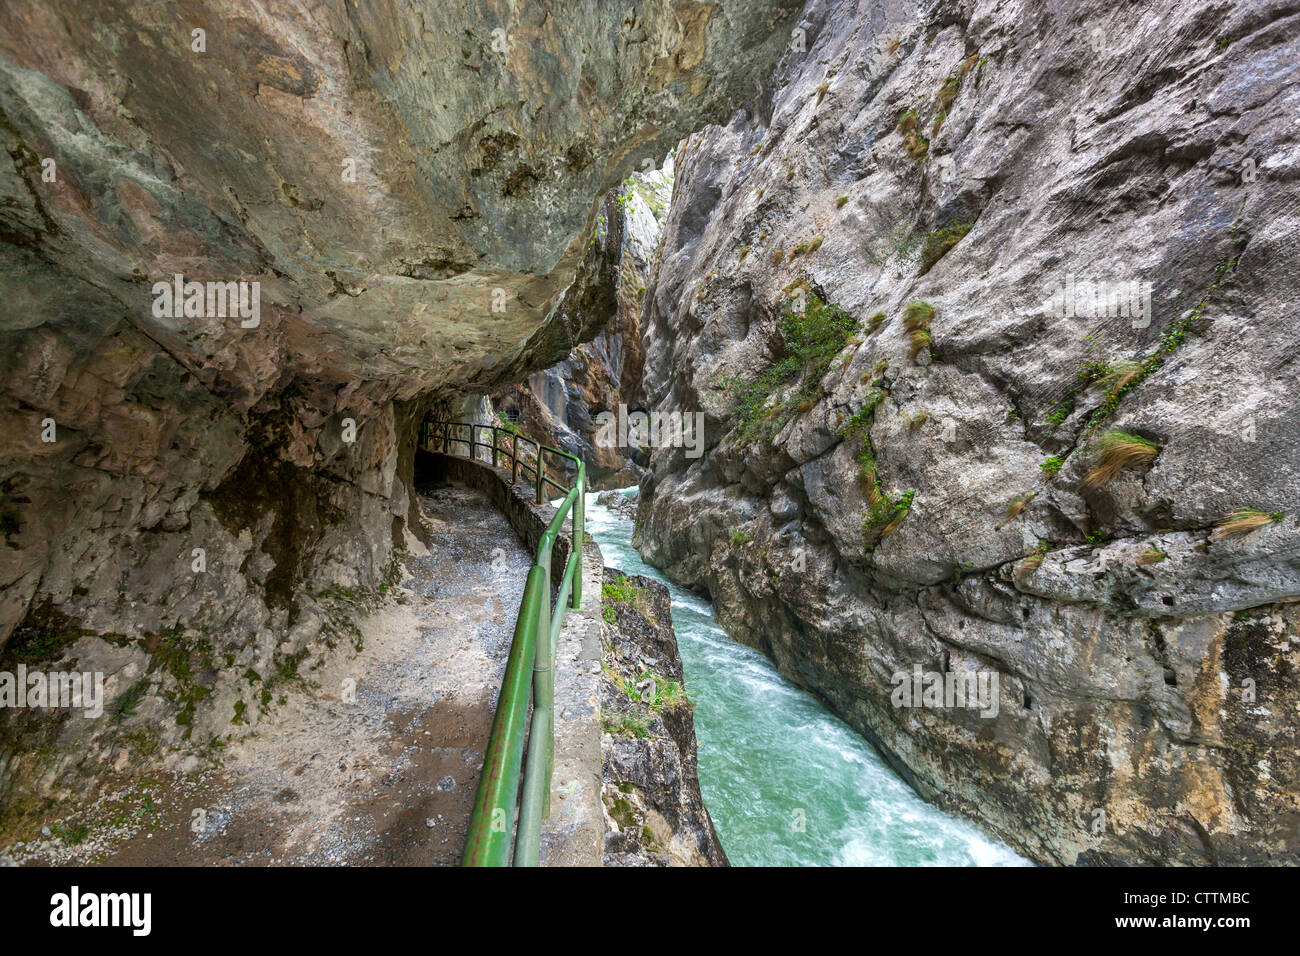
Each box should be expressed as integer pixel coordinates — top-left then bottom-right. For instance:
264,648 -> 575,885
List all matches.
599,568 -> 726,866
636,0 -> 1300,864
494,167 -> 672,488
0,483 -> 531,862
0,0 -> 802,792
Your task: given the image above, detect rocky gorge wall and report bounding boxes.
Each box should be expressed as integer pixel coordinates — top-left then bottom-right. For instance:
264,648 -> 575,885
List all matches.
0,0 -> 805,808
493,167 -> 673,488
599,567 -> 727,866
635,0 -> 1300,864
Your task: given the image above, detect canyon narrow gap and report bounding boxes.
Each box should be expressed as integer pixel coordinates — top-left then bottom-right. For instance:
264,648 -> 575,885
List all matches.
0,0 -> 1297,888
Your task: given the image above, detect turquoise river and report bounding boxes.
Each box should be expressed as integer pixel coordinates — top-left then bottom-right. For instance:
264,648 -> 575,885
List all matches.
585,488 -> 1029,867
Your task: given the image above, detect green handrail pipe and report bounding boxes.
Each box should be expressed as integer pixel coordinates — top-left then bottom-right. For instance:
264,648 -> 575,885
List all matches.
460,566 -> 545,866
421,418 -> 585,866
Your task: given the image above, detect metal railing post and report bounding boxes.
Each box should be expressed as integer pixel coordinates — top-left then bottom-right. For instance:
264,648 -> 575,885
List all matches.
535,451 -> 545,505
512,434 -> 519,484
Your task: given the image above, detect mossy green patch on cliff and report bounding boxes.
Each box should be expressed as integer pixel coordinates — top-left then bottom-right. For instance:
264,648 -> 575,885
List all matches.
840,388 -> 887,494
143,624 -> 216,732
602,712 -> 650,738
1,599 -> 91,665
864,489 -> 915,539
122,727 -> 160,757
605,663 -> 689,713
602,574 -> 654,616
917,221 -> 971,274
730,527 -> 755,546
1043,359 -> 1112,431
607,793 -> 639,830
839,388 -> 915,546
203,400 -> 349,616
111,678 -> 150,724
714,295 -> 857,446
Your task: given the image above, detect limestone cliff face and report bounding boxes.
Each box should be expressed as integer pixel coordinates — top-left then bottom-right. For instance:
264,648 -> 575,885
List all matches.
494,168 -> 671,488
0,1 -> 803,802
636,0 -> 1300,864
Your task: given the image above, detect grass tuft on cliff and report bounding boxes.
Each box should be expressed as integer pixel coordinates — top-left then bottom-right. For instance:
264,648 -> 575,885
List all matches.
1082,432 -> 1159,488
1013,549 -> 1045,582
1005,493 -> 1034,521
1211,508 -> 1284,540
1095,359 -> 1144,394
602,713 -> 650,738
903,301 -> 935,361
903,300 -> 934,329
866,489 -> 914,538
917,221 -> 971,275
896,109 -> 929,159
730,527 -> 755,546
938,76 -> 961,111
904,130 -> 929,160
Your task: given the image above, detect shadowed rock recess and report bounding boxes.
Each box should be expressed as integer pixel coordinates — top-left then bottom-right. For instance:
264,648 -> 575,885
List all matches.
0,1 -> 803,807
635,0 -> 1300,864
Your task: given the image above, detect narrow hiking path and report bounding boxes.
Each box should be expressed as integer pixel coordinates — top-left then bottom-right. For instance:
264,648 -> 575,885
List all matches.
9,483 -> 532,866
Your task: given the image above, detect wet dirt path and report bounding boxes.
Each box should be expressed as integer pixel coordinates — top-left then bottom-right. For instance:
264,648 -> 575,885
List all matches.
89,483 -> 531,866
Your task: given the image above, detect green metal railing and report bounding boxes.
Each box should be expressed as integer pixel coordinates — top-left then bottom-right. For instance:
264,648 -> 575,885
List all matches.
418,419 -> 585,866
